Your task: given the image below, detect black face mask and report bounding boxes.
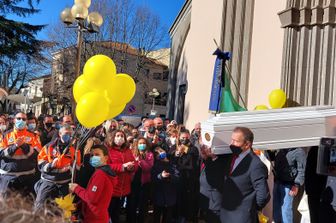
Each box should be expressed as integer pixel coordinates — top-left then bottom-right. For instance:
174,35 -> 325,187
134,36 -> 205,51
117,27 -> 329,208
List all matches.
230,144 -> 242,155
45,123 -> 53,129
132,133 -> 139,138
156,126 -> 163,131
180,139 -> 190,145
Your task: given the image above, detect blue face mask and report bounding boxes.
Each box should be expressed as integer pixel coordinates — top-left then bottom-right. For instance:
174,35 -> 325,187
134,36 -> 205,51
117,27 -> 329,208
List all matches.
61,134 -> 71,144
55,123 -> 61,130
90,156 -> 102,168
138,144 -> 146,151
15,119 -> 26,130
159,152 -> 167,160
28,123 -> 36,131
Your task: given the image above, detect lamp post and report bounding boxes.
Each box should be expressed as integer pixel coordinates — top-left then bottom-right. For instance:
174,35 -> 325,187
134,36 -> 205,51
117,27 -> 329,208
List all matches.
148,88 -> 160,115
60,0 -> 103,118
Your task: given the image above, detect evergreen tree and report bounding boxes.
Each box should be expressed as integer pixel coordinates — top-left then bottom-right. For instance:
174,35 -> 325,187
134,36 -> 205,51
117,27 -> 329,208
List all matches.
0,0 -> 45,59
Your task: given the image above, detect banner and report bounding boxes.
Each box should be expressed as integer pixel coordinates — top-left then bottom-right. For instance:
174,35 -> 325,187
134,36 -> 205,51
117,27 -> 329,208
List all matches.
208,55 -> 223,113
209,48 -> 246,113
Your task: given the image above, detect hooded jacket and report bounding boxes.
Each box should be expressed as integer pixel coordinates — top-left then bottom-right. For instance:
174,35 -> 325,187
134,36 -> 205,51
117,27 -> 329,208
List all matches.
74,165 -> 117,223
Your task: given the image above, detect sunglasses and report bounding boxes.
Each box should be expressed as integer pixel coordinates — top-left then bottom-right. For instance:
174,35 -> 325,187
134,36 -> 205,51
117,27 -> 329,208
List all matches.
16,117 -> 27,121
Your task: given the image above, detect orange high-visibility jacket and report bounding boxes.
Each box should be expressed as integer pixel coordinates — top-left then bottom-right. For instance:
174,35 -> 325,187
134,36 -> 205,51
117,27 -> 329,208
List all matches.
0,128 -> 42,173
38,140 -> 81,183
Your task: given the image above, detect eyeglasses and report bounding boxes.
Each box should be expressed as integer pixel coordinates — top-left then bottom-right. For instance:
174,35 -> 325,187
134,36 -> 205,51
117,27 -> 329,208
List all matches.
16,117 -> 27,121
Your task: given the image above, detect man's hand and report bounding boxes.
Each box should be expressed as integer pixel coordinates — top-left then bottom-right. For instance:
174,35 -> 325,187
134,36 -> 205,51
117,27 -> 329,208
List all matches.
152,135 -> 159,144
161,170 -> 170,178
289,185 -> 299,197
60,165 -> 71,172
51,158 -> 59,168
69,183 -> 78,193
15,137 -> 25,147
84,138 -> 94,155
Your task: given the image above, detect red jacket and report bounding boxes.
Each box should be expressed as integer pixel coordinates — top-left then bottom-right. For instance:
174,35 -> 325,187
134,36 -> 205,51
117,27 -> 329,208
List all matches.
107,146 -> 137,197
74,166 -> 117,223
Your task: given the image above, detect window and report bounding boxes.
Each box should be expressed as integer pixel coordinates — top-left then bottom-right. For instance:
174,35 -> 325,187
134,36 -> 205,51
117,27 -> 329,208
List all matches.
144,69 -> 150,75
153,73 -> 162,80
163,71 -> 169,81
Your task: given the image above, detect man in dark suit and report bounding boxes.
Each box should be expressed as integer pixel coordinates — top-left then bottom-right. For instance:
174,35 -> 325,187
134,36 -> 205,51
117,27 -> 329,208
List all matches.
220,127 -> 270,223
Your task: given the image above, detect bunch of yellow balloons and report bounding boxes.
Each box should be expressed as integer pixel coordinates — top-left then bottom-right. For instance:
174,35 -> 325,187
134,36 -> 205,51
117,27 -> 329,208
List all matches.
73,55 -> 136,128
254,89 -> 287,111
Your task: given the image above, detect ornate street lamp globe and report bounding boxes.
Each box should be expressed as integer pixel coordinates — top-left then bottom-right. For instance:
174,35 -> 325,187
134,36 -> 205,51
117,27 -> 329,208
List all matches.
71,3 -> 89,20
60,8 -> 75,25
75,0 -> 91,8
87,12 -> 104,27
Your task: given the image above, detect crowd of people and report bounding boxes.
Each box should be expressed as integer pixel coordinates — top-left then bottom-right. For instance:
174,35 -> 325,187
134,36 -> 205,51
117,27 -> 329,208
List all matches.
0,111 -> 335,223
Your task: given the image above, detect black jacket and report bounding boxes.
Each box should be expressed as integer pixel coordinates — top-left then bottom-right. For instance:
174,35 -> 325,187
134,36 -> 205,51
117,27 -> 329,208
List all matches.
151,159 -> 179,207
305,147 -> 327,197
273,148 -> 307,186
39,127 -> 57,146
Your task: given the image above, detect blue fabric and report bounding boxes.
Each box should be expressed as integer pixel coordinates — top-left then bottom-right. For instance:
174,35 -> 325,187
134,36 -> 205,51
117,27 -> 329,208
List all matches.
89,156 -> 102,167
208,54 -> 223,113
273,181 -> 294,223
15,120 -> 26,130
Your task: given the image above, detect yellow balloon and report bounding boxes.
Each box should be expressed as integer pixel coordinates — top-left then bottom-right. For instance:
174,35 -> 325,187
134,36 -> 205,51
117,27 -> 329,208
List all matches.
72,75 -> 92,103
254,105 -> 269,111
76,92 -> 109,128
83,55 -> 116,90
269,89 -> 287,109
105,73 -> 136,106
106,104 -> 126,120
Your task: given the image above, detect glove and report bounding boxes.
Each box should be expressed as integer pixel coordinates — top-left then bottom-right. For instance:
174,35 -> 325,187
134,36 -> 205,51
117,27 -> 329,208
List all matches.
20,143 -> 30,155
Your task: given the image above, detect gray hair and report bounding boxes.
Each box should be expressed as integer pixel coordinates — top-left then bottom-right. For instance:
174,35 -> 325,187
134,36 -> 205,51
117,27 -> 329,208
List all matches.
59,124 -> 73,134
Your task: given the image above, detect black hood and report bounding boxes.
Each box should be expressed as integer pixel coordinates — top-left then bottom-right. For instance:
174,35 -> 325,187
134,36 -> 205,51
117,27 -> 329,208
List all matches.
100,165 -> 116,177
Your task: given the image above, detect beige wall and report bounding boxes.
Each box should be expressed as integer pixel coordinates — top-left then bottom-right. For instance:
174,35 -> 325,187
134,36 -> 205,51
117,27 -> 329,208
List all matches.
247,1 -> 285,110
183,0 -> 224,129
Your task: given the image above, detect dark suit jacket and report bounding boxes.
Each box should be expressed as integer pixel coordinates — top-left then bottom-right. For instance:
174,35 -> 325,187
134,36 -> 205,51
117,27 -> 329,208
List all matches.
219,150 -> 270,223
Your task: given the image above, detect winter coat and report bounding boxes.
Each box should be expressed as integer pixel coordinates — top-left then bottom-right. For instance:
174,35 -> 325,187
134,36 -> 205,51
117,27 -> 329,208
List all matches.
107,146 -> 138,197
74,165 -> 117,223
151,159 -> 179,207
137,151 -> 154,185
274,148 -> 307,186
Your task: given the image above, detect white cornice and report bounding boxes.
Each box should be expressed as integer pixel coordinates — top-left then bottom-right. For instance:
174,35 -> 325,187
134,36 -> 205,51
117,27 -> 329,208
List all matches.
169,0 -> 192,37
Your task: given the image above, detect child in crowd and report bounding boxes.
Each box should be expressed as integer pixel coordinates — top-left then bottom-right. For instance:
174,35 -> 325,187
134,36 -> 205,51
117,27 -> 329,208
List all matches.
151,147 -> 179,223
69,145 -> 117,223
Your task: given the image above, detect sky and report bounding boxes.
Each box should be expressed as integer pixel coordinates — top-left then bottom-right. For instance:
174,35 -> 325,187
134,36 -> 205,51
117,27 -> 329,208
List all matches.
7,0 -> 185,40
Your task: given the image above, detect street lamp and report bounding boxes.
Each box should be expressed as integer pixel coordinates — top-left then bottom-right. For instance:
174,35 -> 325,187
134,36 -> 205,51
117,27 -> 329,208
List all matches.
60,0 -> 103,117
148,88 -> 160,115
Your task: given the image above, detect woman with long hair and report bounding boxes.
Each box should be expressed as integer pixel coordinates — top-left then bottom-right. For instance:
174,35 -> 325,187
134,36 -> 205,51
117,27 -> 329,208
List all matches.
127,137 -> 154,223
105,130 -> 138,223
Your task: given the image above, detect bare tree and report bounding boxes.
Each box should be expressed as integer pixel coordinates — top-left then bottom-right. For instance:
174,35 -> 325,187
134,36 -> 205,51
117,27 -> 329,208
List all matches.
46,0 -> 169,101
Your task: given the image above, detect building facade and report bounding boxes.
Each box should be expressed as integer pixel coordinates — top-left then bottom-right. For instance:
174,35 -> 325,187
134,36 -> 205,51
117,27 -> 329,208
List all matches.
20,75 -> 51,116
50,42 -> 169,117
167,0 -> 335,129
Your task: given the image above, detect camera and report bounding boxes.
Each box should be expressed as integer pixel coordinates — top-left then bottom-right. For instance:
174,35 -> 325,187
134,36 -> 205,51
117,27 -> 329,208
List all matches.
317,137 -> 336,176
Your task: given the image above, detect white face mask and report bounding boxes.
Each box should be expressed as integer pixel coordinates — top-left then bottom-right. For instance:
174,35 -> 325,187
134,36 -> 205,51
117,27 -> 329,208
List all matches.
0,124 -> 6,132
114,137 -> 125,146
170,137 -> 176,145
